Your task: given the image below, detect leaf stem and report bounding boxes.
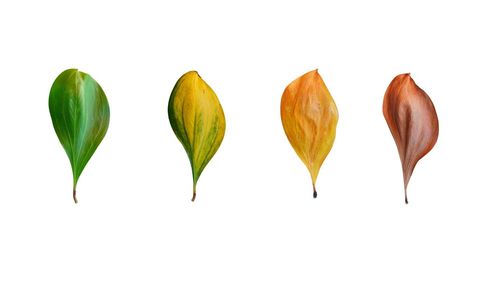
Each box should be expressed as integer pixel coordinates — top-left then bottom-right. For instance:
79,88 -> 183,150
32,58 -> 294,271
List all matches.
73,183 -> 78,204
313,183 -> 317,198
191,184 -> 196,202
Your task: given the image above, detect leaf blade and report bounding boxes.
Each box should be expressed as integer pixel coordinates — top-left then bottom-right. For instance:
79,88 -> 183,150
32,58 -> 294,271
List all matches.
280,70 -> 339,198
168,71 -> 226,201
49,69 -> 110,203
382,73 -> 439,204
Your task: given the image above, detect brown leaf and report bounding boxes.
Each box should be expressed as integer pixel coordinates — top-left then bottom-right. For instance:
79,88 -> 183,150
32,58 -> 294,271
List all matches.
383,73 -> 439,204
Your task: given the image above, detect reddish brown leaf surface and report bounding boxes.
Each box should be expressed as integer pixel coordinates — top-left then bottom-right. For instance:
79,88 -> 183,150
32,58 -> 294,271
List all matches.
383,73 -> 439,204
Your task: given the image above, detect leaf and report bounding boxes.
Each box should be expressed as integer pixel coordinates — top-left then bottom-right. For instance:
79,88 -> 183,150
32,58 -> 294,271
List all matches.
280,69 -> 339,198
382,73 -> 439,204
168,71 -> 226,202
49,69 -> 110,203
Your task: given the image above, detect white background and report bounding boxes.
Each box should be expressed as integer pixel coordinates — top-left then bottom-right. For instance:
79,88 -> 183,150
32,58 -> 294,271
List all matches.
0,0 -> 499,283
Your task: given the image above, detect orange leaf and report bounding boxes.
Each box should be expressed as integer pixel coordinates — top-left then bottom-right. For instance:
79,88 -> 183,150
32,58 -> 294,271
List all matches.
281,70 -> 339,198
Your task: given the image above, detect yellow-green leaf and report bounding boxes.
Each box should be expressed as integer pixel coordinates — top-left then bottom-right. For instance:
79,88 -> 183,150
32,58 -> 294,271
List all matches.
168,71 -> 226,201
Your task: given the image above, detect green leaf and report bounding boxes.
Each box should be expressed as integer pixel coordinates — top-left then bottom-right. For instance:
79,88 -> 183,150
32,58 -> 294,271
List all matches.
168,71 -> 226,202
49,69 -> 110,203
